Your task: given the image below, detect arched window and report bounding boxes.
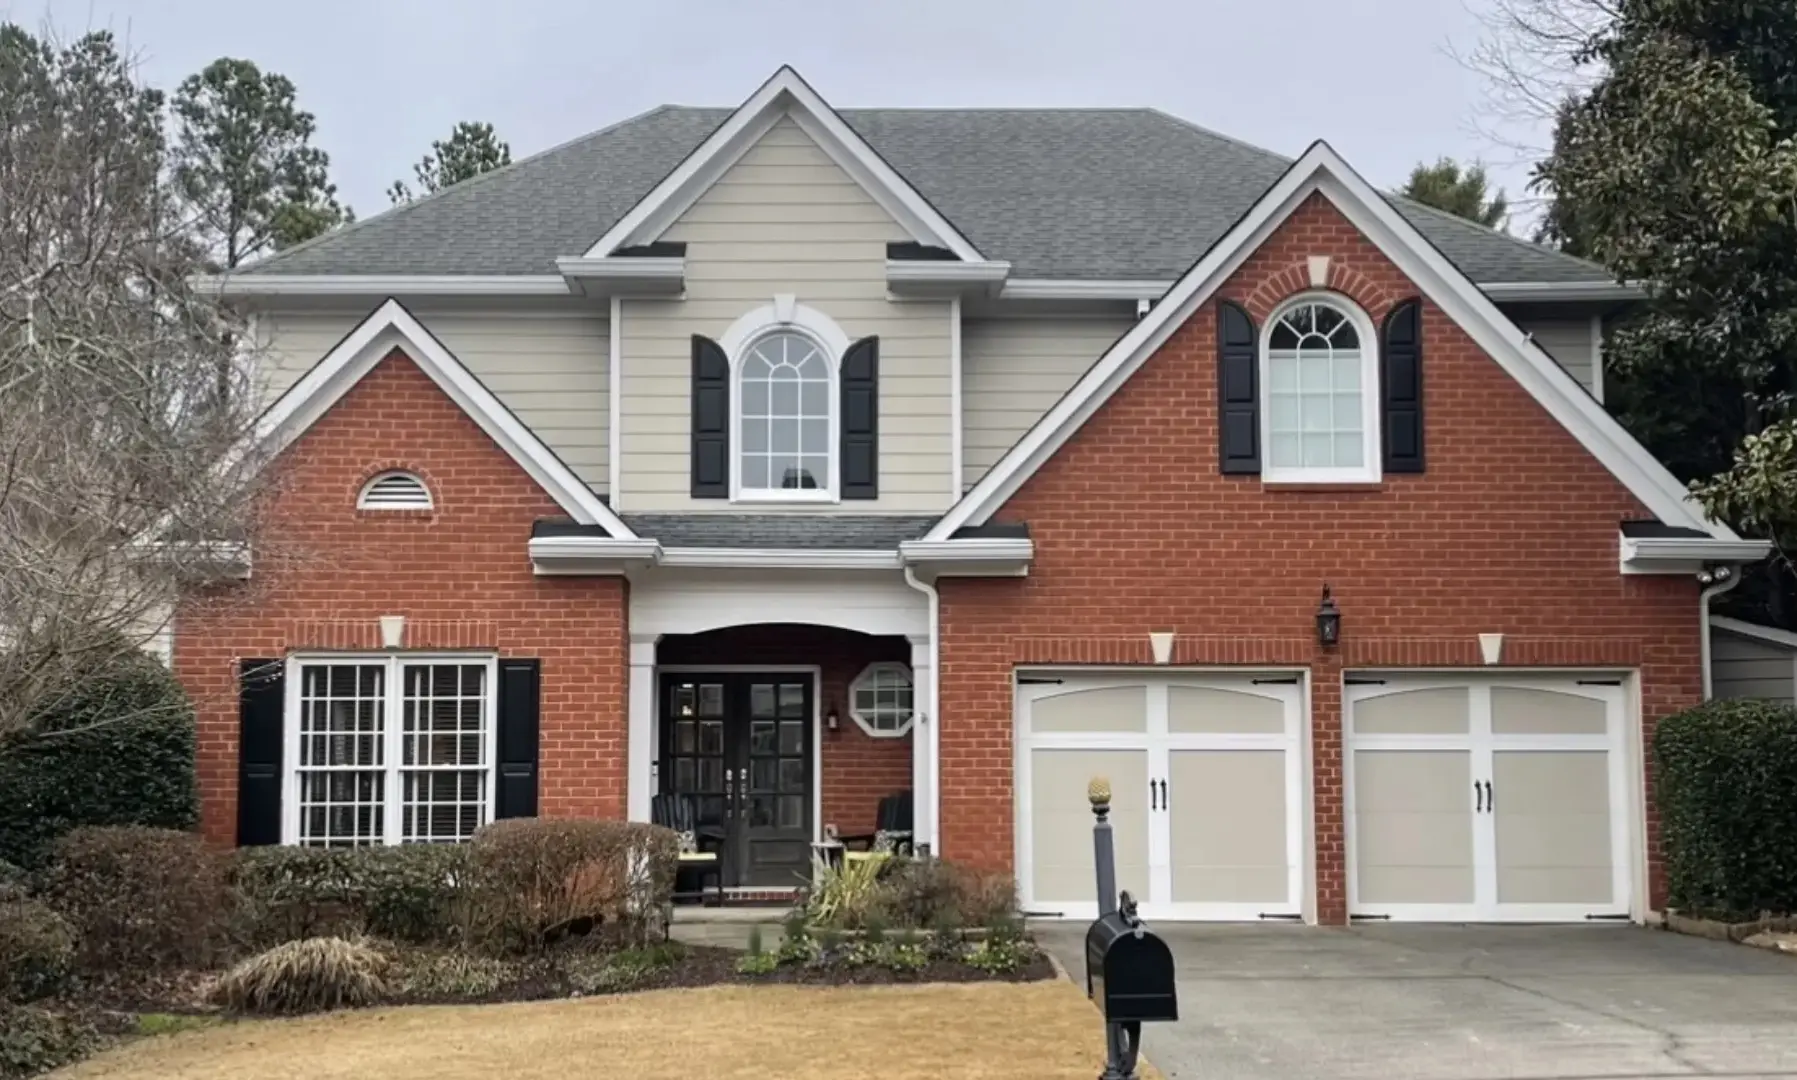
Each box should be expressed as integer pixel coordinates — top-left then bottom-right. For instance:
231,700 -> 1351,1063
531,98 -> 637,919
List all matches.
720,298 -> 850,502
358,471 -> 433,510
1261,295 -> 1380,482
738,331 -> 833,495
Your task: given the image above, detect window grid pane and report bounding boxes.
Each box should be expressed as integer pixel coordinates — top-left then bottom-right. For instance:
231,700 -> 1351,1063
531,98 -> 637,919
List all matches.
740,332 -> 830,492
400,663 -> 491,843
296,664 -> 386,847
850,664 -> 915,735
1266,302 -> 1364,471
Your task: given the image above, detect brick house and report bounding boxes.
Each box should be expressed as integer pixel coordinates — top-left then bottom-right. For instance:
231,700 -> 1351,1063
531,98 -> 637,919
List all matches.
181,67 -> 1767,925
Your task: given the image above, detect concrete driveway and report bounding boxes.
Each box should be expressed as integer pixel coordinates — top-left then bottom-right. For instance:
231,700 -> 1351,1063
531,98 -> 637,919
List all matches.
1036,923 -> 1797,1080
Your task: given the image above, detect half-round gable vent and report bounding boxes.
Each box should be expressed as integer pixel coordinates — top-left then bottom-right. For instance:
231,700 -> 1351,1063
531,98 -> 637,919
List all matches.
358,471 -> 433,510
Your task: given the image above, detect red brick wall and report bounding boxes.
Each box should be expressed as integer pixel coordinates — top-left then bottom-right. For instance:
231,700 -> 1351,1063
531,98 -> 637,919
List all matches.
656,625 -> 913,836
175,350 -> 629,846
937,193 -> 1701,922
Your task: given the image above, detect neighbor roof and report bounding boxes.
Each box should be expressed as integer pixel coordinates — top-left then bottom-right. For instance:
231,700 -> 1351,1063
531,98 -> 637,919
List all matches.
246,106 -> 1605,285
616,513 -> 936,550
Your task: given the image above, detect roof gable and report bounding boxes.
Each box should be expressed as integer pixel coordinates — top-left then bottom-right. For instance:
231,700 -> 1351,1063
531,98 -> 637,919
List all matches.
927,141 -> 1732,541
255,299 -> 634,536
583,67 -> 982,263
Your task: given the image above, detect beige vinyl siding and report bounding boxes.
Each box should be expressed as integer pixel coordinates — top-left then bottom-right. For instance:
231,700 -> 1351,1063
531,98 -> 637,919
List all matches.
960,316 -> 1133,491
255,309 -> 611,492
1711,629 -> 1797,703
616,115 -> 953,513
1516,317 -> 1599,397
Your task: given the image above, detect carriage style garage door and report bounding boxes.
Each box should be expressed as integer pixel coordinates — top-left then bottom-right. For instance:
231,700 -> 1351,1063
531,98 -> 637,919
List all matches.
1345,675 -> 1633,922
1015,673 -> 1304,922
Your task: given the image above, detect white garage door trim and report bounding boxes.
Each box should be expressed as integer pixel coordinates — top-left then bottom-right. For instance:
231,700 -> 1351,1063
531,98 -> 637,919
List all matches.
1015,671 -> 1305,922
1344,674 -> 1632,923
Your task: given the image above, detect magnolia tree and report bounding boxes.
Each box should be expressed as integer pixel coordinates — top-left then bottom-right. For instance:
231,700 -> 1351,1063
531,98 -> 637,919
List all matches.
0,26 -> 274,739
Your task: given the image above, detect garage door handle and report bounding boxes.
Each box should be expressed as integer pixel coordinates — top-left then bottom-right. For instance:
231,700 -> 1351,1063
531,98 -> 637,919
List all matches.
1158,779 -> 1168,811
1150,778 -> 1158,810
1474,779 -> 1483,812
1483,780 -> 1493,812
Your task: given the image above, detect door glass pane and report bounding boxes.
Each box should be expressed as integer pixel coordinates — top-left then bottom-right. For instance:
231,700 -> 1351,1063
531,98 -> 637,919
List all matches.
750,684 -> 777,718
673,685 -> 696,717
750,720 -> 776,755
698,684 -> 725,717
779,721 -> 804,755
699,720 -> 723,756
751,758 -> 777,792
699,757 -> 723,794
675,720 -> 695,754
674,759 -> 695,793
779,758 -> 805,793
778,796 -> 805,829
750,796 -> 774,827
778,683 -> 805,718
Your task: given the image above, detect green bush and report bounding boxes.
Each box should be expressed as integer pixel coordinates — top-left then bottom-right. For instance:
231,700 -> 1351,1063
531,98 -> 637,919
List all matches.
207,936 -> 391,1015
465,819 -> 677,954
0,1003 -> 99,1079
0,861 -> 28,903
1654,699 -> 1797,918
45,826 -> 230,973
0,650 -> 198,871
234,844 -> 472,946
0,899 -> 74,1003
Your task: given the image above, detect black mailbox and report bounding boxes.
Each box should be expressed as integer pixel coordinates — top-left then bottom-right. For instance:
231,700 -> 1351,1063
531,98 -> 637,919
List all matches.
1084,896 -> 1177,1023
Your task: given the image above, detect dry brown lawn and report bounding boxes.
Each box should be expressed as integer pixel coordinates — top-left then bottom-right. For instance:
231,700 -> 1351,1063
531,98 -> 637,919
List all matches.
52,981 -> 1164,1080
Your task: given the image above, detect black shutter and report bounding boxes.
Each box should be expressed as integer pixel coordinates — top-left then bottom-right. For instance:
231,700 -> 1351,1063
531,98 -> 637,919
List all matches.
1217,300 -> 1260,474
495,659 -> 541,819
840,336 -> 879,499
237,658 -> 283,846
691,336 -> 729,498
1381,298 -> 1425,473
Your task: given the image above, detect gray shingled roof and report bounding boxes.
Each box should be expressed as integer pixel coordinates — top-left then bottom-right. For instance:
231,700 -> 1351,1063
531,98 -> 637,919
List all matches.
619,513 -> 936,550
249,106 -> 1606,285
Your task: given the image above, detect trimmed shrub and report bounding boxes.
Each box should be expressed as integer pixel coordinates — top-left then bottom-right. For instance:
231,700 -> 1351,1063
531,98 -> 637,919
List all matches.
207,937 -> 390,1015
45,826 -> 230,972
0,650 -> 198,871
234,844 -> 472,946
1655,699 -> 1797,918
466,819 -> 677,954
871,857 -> 1018,930
0,1004 -> 99,1079
0,861 -> 28,903
0,900 -> 74,1003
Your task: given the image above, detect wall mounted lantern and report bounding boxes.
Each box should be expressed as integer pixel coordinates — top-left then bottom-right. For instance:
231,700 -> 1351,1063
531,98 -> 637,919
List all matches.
1315,585 -> 1342,648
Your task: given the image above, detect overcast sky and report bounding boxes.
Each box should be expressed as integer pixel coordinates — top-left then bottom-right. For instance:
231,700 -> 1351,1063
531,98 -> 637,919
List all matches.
18,0 -> 1550,230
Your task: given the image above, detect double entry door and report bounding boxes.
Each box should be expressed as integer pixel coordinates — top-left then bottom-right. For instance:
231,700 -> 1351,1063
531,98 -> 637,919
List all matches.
1345,676 -> 1632,922
658,673 -> 813,888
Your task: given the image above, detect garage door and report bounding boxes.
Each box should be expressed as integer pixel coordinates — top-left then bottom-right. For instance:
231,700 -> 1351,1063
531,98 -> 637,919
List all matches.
1016,673 -> 1303,921
1345,676 -> 1632,922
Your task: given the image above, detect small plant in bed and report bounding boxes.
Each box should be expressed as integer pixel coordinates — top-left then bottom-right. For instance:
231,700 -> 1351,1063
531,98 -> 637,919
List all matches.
564,941 -> 688,994
734,926 -> 778,976
397,951 -> 512,1000
965,917 -> 1035,975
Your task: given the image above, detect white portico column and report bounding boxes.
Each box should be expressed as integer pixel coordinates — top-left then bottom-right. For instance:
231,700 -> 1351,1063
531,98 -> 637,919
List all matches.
627,634 -> 659,822
907,633 -> 935,855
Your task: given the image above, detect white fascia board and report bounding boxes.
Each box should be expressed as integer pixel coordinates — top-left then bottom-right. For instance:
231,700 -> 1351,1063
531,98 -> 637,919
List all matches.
257,298 -> 635,536
885,260 -> 1012,294
528,536 -> 661,574
1710,615 -> 1797,649
554,257 -> 686,294
1000,278 -> 1173,302
582,66 -> 983,262
1619,533 -> 1771,572
928,141 -> 1732,542
202,274 -> 573,297
899,537 -> 1034,577
1480,280 -> 1646,303
658,547 -> 901,570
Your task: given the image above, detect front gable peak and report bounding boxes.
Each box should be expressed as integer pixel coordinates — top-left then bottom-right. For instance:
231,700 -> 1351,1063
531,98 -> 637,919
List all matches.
581,66 -> 983,263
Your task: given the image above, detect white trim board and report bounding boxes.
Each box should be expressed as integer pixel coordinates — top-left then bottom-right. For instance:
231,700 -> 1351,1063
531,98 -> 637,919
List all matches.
583,66 -> 983,263
254,298 -> 634,535
927,142 -> 1734,542
1711,616 -> 1797,651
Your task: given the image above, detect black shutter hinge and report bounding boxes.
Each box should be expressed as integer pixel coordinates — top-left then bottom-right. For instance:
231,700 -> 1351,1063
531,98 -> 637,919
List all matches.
1576,679 -> 1623,687
1258,911 -> 1302,921
1251,676 -> 1300,686
1349,912 -> 1392,921
1344,677 -> 1387,686
1018,677 -> 1064,686
1585,912 -> 1631,921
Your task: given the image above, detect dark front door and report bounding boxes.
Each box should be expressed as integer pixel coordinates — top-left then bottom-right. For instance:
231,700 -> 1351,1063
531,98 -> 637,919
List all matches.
660,673 -> 813,888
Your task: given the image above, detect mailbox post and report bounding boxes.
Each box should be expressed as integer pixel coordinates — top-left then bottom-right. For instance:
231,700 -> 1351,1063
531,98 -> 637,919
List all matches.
1084,777 -> 1177,1080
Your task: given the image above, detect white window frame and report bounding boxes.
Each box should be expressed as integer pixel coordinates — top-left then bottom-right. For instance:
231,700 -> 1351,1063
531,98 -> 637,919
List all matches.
357,471 -> 434,510
848,661 -> 916,738
281,653 -> 499,846
719,298 -> 852,505
1259,292 -> 1382,484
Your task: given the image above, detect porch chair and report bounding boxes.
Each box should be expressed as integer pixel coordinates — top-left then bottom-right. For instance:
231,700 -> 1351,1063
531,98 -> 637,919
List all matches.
652,793 -> 725,906
838,789 -> 913,857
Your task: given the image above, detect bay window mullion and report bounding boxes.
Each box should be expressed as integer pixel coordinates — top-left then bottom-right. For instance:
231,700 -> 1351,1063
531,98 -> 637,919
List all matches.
385,659 -> 404,845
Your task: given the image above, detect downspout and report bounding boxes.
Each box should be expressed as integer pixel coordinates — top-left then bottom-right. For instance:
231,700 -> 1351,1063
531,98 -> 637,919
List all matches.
903,565 -> 942,856
1698,564 -> 1743,701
